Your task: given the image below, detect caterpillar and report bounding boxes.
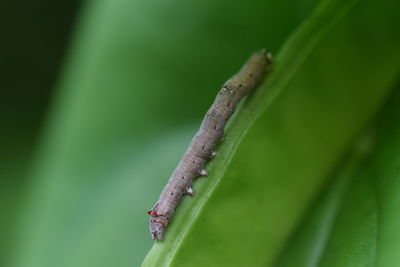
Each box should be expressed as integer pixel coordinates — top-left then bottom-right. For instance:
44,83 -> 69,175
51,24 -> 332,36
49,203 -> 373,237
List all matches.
147,49 -> 272,240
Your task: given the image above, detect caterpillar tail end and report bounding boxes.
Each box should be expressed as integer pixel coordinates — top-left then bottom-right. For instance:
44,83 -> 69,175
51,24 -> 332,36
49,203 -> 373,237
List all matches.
257,48 -> 273,63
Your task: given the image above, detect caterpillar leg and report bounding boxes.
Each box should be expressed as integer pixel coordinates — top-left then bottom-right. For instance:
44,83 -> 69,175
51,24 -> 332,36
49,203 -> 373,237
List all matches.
184,187 -> 195,196
199,169 -> 208,176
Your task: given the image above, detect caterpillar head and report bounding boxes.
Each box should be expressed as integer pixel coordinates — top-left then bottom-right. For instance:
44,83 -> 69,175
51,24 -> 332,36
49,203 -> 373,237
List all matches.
148,212 -> 169,240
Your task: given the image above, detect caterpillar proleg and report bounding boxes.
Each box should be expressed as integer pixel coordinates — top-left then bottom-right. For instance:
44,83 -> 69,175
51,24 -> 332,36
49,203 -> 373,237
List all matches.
148,50 -> 272,240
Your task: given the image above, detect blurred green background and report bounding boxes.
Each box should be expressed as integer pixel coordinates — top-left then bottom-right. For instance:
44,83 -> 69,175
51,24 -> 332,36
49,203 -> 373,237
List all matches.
0,0 -> 81,264
1,0 -> 399,266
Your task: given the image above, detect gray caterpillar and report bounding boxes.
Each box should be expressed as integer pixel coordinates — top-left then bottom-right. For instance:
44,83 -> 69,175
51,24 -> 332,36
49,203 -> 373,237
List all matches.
148,50 -> 272,240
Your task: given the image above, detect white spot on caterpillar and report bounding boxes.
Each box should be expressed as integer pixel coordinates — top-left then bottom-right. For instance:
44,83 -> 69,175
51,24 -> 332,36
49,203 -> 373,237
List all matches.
148,49 -> 272,240
199,169 -> 208,176
185,187 -> 195,196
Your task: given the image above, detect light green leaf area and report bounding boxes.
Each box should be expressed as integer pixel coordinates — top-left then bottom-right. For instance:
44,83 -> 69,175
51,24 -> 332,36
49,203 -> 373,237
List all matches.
142,0 -> 400,265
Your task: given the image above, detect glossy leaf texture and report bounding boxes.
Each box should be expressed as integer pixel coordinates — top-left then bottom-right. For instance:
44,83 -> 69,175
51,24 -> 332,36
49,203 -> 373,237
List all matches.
142,0 -> 400,265
275,87 -> 400,267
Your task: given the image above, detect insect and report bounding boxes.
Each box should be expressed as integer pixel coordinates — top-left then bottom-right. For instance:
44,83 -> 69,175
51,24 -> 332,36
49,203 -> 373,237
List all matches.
147,49 -> 272,240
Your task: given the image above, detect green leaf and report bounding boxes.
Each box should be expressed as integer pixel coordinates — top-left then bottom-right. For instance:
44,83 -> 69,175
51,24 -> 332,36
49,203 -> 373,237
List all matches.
372,88 -> 400,266
275,88 -> 400,267
142,0 -> 400,265
275,131 -> 377,267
